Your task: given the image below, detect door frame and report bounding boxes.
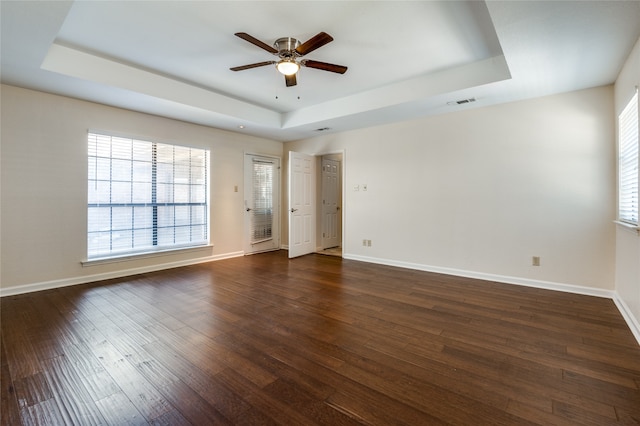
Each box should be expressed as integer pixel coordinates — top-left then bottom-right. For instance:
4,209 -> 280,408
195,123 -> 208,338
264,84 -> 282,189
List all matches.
243,152 -> 281,255
286,149 -> 346,258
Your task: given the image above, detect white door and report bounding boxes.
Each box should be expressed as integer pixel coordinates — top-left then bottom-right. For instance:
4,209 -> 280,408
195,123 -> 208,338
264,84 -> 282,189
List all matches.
321,158 -> 341,249
244,154 -> 280,254
288,151 -> 315,258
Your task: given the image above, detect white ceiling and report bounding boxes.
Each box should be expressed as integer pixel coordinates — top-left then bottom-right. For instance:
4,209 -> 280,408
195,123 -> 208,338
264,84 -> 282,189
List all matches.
2,1 -> 639,141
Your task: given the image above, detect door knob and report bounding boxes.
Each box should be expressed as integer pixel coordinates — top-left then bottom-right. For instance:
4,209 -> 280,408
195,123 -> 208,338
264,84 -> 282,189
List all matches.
290,208 -> 298,213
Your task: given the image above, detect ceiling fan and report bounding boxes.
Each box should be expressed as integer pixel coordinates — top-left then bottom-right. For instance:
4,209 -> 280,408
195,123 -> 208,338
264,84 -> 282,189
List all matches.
230,32 -> 348,87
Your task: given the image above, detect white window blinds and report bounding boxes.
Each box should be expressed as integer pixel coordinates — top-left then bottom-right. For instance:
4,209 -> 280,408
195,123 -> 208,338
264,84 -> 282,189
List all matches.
618,91 -> 639,225
251,159 -> 274,244
88,132 -> 209,259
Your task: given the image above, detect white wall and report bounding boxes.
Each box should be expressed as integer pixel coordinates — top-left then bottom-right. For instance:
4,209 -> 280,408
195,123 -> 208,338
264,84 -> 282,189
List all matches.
0,85 -> 282,293
285,86 -> 616,293
614,37 -> 640,336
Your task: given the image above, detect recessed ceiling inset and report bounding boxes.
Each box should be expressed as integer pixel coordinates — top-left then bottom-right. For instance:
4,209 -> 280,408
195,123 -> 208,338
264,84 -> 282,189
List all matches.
7,1 -> 636,141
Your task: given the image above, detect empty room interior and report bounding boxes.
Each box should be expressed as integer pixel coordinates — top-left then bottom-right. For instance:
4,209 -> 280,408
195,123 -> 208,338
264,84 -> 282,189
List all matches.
1,1 -> 640,425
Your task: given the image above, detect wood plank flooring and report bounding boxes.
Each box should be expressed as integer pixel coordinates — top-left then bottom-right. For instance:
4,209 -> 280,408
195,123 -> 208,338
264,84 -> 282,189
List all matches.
2,250 -> 639,425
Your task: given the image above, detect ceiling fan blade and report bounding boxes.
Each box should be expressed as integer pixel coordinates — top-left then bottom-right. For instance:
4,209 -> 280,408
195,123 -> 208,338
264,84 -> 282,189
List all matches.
230,61 -> 275,71
295,32 -> 333,56
234,32 -> 278,54
285,73 -> 297,87
302,60 -> 348,74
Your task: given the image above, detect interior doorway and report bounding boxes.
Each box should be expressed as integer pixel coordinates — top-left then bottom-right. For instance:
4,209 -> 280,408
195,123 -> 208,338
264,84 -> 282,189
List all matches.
318,154 -> 342,257
287,151 -> 344,258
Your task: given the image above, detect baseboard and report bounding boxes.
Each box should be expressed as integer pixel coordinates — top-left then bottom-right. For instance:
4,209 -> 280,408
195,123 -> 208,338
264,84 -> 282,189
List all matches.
342,253 -> 614,298
613,293 -> 640,346
342,253 -> 640,345
0,251 -> 245,297
4,250 -> 638,346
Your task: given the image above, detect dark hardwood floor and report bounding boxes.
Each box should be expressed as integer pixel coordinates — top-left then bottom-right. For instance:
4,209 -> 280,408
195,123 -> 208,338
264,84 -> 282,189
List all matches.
2,250 -> 639,425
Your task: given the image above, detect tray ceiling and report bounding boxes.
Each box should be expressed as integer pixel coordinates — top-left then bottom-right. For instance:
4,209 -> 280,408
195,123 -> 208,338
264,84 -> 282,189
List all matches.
2,1 -> 639,141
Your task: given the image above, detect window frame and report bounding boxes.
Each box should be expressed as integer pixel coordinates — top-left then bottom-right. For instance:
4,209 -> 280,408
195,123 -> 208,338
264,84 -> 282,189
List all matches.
86,131 -> 210,262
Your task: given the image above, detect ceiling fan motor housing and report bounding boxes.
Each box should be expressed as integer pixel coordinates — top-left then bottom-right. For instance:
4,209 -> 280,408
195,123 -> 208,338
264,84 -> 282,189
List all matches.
274,37 -> 301,58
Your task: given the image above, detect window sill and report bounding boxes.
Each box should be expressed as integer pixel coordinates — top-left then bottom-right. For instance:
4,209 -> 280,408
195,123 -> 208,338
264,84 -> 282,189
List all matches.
82,244 -> 214,267
614,221 -> 640,236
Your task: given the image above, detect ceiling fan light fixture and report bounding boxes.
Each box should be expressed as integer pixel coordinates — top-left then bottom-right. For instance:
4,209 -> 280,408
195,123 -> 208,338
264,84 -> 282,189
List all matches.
276,60 -> 300,76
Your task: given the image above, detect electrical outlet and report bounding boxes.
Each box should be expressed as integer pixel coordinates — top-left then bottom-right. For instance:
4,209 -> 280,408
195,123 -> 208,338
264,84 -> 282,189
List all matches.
367,240 -> 372,247
354,184 -> 360,191
532,256 -> 540,266
363,239 -> 367,246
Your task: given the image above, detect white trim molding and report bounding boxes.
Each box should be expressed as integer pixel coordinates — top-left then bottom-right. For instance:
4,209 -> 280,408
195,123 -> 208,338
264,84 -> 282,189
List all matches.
82,244 -> 216,267
614,220 -> 640,236
613,293 -> 640,345
0,251 -> 244,298
343,253 -> 614,298
3,250 -> 638,347
344,253 -> 640,346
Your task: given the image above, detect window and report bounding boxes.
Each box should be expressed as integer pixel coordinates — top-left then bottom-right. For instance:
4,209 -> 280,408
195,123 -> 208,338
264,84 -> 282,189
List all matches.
618,91 -> 639,225
88,132 -> 209,259
250,158 -> 275,244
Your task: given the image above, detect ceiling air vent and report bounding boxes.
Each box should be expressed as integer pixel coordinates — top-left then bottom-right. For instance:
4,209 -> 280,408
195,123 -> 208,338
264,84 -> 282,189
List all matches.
315,127 -> 331,132
447,97 -> 477,106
